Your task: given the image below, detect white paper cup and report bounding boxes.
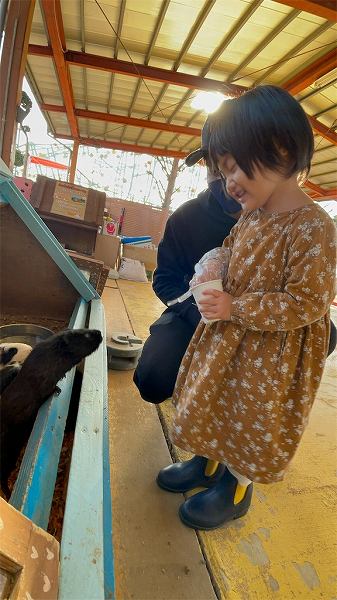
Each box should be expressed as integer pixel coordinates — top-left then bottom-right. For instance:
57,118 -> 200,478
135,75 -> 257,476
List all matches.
191,279 -> 223,323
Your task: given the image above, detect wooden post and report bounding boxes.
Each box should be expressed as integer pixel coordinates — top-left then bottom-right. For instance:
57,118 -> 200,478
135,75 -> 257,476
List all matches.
0,0 -> 36,167
69,139 -> 79,183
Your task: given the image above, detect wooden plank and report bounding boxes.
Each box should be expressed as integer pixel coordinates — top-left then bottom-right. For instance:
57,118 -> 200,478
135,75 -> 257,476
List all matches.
102,282 -> 215,599
96,265 -> 110,296
59,299 -> 106,600
0,498 -> 59,599
67,250 -> 104,290
108,368 -> 217,600
104,277 -> 118,289
9,299 -> 89,529
0,176 -> 98,301
102,286 -> 133,339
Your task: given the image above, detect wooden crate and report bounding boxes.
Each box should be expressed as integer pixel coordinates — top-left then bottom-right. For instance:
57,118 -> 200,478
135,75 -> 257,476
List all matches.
29,176 -> 106,255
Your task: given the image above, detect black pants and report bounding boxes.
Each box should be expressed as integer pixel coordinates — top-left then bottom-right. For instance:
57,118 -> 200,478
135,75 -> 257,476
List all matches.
133,310 -> 196,404
134,311 -> 337,404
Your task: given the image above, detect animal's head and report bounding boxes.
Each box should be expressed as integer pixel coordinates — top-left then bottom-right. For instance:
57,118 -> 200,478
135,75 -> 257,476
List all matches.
56,329 -> 103,364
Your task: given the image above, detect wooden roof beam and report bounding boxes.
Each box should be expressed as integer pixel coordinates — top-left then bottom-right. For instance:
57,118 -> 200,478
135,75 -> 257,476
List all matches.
315,193 -> 337,201
272,1 -> 337,22
66,49 -> 245,94
305,180 -> 327,195
282,47 -> 337,95
54,133 -> 186,158
28,45 -> 245,95
29,48 -> 336,148
41,104 -> 201,136
310,116 -> 337,145
39,1 -> 79,138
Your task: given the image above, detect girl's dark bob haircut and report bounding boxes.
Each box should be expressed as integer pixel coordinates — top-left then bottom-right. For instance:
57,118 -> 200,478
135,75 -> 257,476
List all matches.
208,85 -> 314,180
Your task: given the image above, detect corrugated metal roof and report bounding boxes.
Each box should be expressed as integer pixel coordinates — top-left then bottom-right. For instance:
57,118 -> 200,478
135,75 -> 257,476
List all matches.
26,0 -> 337,196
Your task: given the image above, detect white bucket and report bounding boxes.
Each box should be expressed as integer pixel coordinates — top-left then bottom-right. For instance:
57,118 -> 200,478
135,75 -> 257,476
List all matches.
191,279 -> 223,323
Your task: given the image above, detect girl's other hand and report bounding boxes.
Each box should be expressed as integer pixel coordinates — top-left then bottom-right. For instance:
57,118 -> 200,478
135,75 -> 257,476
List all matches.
198,290 -> 232,321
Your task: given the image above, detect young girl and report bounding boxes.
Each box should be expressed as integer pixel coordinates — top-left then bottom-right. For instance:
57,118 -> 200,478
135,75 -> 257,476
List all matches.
156,85 -> 336,530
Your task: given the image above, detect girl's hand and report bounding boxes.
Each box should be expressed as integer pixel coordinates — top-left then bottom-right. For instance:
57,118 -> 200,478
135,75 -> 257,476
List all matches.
198,290 -> 232,321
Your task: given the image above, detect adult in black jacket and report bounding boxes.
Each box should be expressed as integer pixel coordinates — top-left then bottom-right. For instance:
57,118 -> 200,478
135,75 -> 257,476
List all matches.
133,131 -> 241,403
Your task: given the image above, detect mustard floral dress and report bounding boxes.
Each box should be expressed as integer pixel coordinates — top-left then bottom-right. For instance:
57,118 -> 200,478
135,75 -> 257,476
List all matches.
172,204 -> 336,483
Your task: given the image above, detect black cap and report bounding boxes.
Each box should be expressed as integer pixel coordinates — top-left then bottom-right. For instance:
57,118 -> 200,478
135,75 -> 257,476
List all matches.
185,118 -> 211,167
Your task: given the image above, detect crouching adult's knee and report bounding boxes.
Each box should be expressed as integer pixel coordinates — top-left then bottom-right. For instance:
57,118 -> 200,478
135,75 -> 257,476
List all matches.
133,363 -> 173,404
133,311 -> 195,404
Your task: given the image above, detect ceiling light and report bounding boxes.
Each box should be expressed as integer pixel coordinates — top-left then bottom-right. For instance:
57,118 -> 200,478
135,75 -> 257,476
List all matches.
190,91 -> 230,113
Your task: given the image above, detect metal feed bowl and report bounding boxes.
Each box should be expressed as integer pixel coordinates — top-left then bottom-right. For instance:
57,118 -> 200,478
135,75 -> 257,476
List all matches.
0,323 -> 53,347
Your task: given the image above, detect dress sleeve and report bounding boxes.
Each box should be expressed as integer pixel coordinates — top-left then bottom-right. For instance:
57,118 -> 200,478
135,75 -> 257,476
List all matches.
231,214 -> 337,331
221,215 -> 243,252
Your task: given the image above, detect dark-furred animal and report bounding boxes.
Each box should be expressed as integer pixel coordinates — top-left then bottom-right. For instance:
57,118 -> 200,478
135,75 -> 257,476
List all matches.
0,364 -> 22,394
0,328 -> 102,495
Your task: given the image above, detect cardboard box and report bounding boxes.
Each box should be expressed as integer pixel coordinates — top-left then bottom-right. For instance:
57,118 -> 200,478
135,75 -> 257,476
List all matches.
94,234 -> 121,269
30,176 -> 106,255
122,245 -> 157,271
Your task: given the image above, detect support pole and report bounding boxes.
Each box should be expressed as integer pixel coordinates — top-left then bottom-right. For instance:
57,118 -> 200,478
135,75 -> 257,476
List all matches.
0,0 -> 35,167
69,139 -> 79,183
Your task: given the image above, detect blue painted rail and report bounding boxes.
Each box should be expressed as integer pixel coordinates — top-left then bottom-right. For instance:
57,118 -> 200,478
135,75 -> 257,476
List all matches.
8,298 -> 115,599
10,298 -> 89,526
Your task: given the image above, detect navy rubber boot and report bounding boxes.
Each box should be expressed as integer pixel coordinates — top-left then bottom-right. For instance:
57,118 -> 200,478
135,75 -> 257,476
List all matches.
179,468 -> 253,530
156,455 -> 226,493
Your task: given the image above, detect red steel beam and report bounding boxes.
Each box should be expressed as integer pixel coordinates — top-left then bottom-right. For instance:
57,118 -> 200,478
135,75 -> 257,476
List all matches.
309,116 -> 337,145
41,103 -> 65,113
54,133 -> 186,159
66,49 -> 245,95
39,2 -> 79,138
69,139 -> 79,183
283,47 -> 337,95
41,104 -> 201,136
317,193 -> 337,200
323,187 -> 337,196
272,1 -> 337,22
28,45 -> 245,95
29,47 -> 337,151
305,180 -> 327,194
28,43 -> 53,56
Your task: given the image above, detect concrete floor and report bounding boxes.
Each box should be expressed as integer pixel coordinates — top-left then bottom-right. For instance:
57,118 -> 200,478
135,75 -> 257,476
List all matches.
103,280 -> 337,600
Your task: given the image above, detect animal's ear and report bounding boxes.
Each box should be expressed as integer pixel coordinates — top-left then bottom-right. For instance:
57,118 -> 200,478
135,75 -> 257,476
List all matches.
1,347 -> 18,365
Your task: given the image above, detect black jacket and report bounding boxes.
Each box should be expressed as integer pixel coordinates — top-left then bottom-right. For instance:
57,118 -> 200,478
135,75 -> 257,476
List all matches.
153,189 -> 238,328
